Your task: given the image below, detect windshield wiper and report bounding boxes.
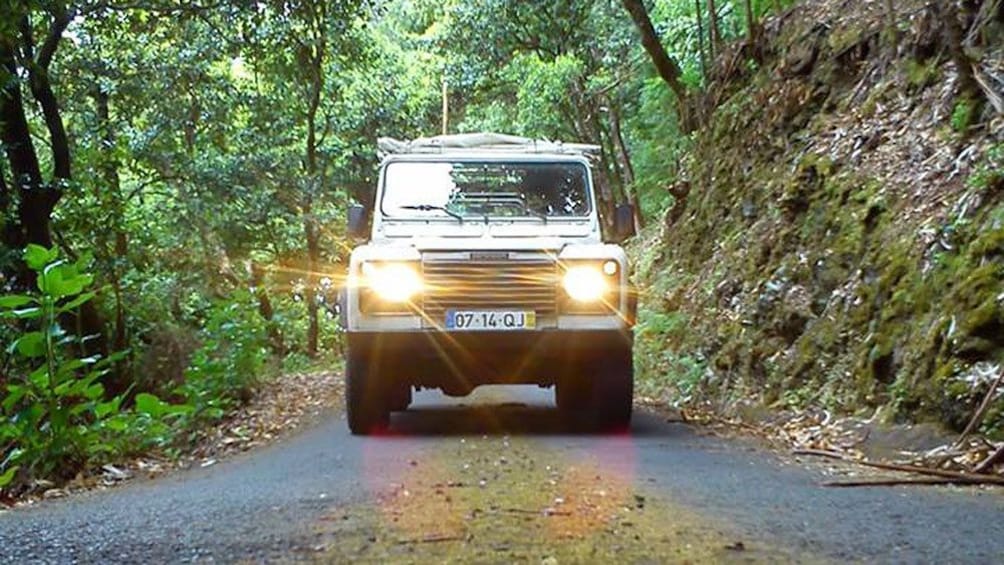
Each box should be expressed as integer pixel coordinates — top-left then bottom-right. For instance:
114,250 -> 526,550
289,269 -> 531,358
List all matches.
400,204 -> 464,224
462,193 -> 549,224
523,206 -> 549,224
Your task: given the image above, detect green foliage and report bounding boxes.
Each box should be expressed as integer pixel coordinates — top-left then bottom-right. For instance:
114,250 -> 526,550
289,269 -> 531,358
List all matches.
969,143 -> 1004,192
3,0 -> 903,495
0,247 -> 181,490
951,98 -> 976,132
178,291 -> 269,422
905,59 -> 940,89
634,303 -> 708,405
1,247 -> 111,482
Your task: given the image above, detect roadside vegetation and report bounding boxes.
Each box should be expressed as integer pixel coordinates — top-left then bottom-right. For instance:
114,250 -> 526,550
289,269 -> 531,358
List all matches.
3,0 -> 1002,498
631,0 -> 1004,439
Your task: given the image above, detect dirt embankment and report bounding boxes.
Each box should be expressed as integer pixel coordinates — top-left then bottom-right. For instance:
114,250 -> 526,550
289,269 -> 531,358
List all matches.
635,0 -> 1004,433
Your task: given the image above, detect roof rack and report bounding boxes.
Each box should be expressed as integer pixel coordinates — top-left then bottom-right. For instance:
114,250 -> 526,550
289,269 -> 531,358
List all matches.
377,133 -> 600,158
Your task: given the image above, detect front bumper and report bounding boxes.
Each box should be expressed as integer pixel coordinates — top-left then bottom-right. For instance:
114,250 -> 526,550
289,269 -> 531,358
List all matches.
348,329 -> 632,390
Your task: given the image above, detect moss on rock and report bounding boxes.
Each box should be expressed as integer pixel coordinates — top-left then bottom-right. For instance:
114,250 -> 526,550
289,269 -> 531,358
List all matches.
631,1 -> 1004,431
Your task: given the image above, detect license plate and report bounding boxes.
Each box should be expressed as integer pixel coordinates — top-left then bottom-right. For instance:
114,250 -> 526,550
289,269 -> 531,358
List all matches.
445,310 -> 536,331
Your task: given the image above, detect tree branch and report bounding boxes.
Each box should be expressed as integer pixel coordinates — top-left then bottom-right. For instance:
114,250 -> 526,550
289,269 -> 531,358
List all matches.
620,0 -> 693,129
21,9 -> 72,181
955,370 -> 1004,448
974,444 -> 1004,474
793,449 -> 1004,486
81,0 -> 228,17
0,44 -> 43,189
36,4 -> 72,71
125,172 -> 185,202
18,15 -> 35,63
0,156 -> 9,220
1,42 -> 51,249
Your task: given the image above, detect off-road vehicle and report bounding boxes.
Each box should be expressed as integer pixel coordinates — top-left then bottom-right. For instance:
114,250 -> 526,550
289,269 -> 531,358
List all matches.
341,133 -> 636,434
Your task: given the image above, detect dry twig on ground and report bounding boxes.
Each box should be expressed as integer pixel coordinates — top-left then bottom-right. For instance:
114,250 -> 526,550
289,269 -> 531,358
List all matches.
974,444 -> 1004,474
822,477 -> 994,487
794,449 -> 1004,487
955,370 -> 1004,449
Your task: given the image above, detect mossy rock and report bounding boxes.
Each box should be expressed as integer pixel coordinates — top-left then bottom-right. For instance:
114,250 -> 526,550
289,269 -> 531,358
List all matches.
950,263 -> 1003,311
953,298 -> 1003,357
903,59 -> 941,89
970,226 -> 1004,258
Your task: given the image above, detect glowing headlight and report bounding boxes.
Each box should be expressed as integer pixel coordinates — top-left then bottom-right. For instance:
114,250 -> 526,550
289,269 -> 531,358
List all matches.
563,265 -> 608,302
363,262 -> 422,302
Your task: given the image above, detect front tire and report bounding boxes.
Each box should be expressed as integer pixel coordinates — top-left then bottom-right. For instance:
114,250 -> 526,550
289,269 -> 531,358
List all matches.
345,345 -> 389,435
590,345 -> 633,431
388,382 -> 412,412
556,377 -> 589,412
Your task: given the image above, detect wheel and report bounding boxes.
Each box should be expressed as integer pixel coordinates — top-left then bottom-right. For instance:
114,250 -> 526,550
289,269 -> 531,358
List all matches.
345,344 -> 389,435
590,345 -> 633,431
555,377 -> 589,412
388,383 -> 412,412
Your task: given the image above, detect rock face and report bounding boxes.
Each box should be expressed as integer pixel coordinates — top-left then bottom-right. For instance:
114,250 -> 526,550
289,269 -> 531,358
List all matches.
634,0 -> 1004,431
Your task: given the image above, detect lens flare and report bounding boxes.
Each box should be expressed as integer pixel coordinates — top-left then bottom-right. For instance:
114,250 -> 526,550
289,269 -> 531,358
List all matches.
562,265 -> 607,302
365,263 -> 423,302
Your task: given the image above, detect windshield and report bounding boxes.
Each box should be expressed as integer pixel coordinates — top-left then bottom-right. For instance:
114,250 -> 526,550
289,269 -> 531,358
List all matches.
380,161 -> 592,219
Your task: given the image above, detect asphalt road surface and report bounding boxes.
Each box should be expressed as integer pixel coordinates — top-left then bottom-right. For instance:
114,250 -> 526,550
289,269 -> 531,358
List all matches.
2,386 -> 1002,563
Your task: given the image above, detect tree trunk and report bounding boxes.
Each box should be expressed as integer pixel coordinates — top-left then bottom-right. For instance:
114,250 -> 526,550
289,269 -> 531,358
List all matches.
595,112 -> 628,206
570,80 -> 616,234
695,0 -> 709,83
744,0 -> 757,44
620,0 -> 693,129
251,261 -> 284,356
942,1 -> 979,102
27,70 -> 71,182
608,103 -> 644,230
707,0 -> 721,60
304,87 -> 322,359
0,129 -> 17,253
1,44 -> 52,254
884,0 -> 898,47
0,160 -> 20,268
301,0 -> 326,359
4,17 -> 110,372
95,88 -> 128,353
0,158 -> 8,218
303,206 -> 320,358
93,87 -> 131,392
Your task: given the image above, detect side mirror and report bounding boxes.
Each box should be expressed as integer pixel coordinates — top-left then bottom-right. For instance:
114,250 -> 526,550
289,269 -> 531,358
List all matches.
614,203 -> 636,239
347,203 -> 368,239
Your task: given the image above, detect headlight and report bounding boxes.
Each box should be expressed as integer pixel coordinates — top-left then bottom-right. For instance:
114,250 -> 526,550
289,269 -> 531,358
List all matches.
360,262 -> 422,313
563,265 -> 608,302
363,262 -> 422,301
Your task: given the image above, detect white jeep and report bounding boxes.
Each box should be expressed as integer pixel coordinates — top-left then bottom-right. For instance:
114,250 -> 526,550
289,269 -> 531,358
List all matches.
341,133 -> 636,434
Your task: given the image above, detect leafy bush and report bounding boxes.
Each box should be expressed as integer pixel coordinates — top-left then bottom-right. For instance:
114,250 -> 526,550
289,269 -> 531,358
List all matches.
0,255 -> 283,495
0,249 -> 126,488
0,246 -> 194,493
178,291 -> 269,423
634,305 -> 708,405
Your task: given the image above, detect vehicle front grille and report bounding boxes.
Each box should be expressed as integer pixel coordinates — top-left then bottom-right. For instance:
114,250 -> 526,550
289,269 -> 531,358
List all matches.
421,256 -> 558,319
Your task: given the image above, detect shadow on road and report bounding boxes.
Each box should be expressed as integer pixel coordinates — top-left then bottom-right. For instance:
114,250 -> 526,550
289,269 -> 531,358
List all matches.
384,403 -> 676,438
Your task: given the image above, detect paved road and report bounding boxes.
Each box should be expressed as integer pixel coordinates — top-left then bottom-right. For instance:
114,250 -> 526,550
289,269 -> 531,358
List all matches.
1,386 -> 1002,563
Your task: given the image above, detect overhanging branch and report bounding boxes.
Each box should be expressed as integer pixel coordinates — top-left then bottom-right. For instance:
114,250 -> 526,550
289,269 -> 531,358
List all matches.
36,4 -> 72,70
